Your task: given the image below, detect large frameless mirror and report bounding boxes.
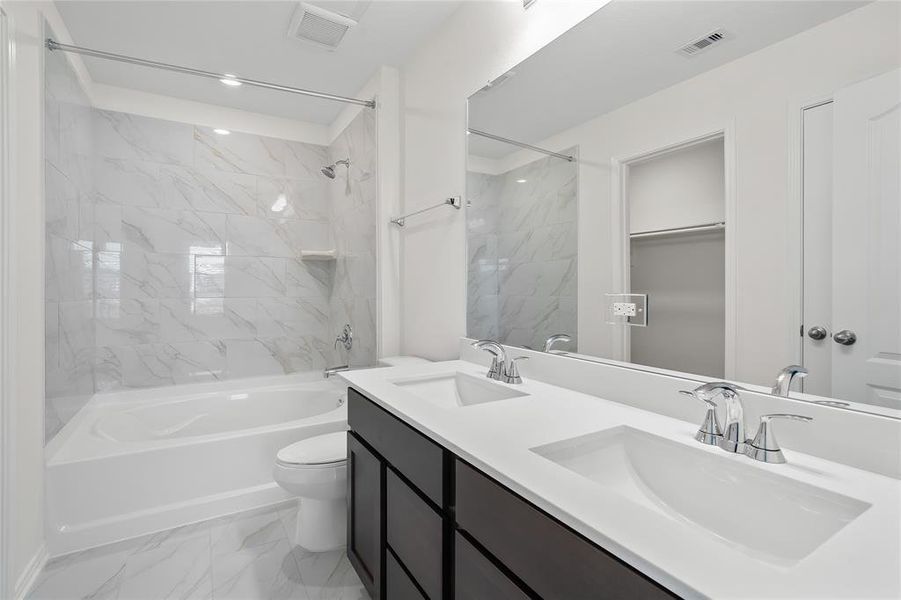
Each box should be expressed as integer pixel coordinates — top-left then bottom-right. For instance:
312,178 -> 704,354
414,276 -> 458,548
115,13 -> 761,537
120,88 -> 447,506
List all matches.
466,0 -> 900,417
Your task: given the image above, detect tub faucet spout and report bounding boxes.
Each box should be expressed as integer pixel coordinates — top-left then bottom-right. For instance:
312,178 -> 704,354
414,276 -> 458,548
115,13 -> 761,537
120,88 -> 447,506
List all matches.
323,365 -> 349,379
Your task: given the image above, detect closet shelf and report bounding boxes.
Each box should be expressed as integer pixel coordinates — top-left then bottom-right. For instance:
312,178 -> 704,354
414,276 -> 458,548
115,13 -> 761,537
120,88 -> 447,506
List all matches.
300,249 -> 338,261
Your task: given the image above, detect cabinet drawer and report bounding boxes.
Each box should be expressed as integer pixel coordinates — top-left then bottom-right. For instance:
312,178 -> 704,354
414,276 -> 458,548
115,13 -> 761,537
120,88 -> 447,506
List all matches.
387,469 -> 443,600
455,461 -> 678,600
348,387 -> 445,505
455,532 -> 531,600
387,550 -> 427,600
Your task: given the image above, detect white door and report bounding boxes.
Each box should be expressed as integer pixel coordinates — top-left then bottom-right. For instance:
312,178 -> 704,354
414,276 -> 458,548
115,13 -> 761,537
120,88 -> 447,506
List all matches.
831,69 -> 901,408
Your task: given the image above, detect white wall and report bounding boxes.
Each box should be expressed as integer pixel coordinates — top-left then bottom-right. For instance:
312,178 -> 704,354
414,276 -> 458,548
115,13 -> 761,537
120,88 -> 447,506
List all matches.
457,1 -> 900,385
4,1 -> 49,593
628,138 -> 724,234
399,0 -> 609,360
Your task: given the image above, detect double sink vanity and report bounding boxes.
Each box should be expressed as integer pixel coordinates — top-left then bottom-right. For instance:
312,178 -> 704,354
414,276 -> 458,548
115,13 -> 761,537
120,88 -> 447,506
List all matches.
340,343 -> 900,599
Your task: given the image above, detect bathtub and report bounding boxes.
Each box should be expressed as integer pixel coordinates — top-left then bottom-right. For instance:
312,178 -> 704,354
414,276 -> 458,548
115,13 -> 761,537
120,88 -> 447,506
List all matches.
45,372 -> 348,557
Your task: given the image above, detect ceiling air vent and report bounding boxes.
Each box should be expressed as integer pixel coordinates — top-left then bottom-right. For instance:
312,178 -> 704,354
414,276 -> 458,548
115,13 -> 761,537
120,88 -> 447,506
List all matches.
677,29 -> 728,57
288,3 -> 358,50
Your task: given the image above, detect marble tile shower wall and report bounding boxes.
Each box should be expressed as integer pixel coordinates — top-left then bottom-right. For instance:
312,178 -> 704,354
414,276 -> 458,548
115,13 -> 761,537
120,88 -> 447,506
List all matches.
467,151 -> 578,352
327,109 -> 377,368
45,44 -> 96,441
90,111 -> 340,393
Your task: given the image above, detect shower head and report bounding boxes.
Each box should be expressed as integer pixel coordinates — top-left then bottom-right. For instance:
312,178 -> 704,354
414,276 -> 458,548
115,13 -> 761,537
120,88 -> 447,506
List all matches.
321,158 -> 350,180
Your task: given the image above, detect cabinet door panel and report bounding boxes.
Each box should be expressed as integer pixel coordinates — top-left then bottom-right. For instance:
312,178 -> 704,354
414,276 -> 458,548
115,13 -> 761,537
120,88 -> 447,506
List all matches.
347,432 -> 383,599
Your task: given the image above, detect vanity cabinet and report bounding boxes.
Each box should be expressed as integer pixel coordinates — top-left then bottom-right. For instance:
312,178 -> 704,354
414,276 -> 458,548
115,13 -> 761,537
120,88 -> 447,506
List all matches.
347,387 -> 679,599
346,432 -> 383,597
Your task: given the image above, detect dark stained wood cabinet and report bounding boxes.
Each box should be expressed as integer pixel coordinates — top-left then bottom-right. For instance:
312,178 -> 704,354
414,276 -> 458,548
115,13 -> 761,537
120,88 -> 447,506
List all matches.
387,549 -> 428,600
456,461 -> 677,600
387,469 -> 444,599
346,386 -> 679,600
346,432 -> 383,599
454,532 -> 532,600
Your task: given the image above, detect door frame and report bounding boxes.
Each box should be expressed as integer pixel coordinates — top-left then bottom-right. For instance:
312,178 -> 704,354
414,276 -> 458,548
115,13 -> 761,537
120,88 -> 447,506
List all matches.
0,3 -> 16,597
610,124 -> 736,377
789,93 -> 835,387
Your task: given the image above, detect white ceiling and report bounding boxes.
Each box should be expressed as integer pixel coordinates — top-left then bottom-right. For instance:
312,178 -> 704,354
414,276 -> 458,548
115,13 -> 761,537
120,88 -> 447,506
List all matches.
55,0 -> 462,125
468,0 -> 867,159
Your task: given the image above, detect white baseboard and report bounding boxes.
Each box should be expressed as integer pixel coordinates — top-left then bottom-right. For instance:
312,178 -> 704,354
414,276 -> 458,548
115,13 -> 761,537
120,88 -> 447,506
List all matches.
14,543 -> 47,600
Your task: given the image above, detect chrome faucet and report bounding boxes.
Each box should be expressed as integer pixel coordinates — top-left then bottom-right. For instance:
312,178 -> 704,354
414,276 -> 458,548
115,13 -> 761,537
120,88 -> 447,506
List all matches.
682,381 -> 813,463
689,382 -> 746,453
472,340 -> 507,381
771,365 -> 808,396
471,340 -> 528,384
323,365 -> 349,379
544,333 -> 572,353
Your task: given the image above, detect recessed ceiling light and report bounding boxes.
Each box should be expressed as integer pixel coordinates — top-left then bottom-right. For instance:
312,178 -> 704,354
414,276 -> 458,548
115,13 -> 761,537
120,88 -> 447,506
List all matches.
219,74 -> 242,87
213,128 -> 231,135
516,179 -> 527,183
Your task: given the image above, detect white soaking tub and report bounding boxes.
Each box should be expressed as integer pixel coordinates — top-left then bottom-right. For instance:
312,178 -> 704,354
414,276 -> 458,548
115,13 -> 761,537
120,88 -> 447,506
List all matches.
44,372 -> 348,557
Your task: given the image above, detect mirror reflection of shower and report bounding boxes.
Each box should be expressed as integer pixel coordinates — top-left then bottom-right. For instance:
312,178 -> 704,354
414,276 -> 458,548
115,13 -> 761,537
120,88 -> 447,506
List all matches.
322,158 -> 351,194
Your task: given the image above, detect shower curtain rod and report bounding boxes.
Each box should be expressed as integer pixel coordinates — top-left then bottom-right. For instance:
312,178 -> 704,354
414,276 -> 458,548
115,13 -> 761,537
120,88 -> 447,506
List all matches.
467,128 -> 574,162
45,39 -> 376,109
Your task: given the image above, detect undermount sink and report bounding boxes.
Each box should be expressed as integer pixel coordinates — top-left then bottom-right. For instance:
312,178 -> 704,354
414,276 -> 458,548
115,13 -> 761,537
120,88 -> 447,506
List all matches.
531,426 -> 870,563
392,372 -> 529,408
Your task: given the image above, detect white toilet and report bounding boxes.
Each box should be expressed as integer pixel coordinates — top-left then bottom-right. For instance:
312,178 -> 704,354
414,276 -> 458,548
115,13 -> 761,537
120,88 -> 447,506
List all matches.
273,356 -> 430,552
273,431 -> 349,552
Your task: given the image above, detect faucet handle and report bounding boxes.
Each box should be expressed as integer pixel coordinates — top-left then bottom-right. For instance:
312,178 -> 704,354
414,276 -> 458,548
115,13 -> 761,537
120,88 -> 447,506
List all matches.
680,390 -> 722,446
744,413 -> 813,464
502,356 -> 529,384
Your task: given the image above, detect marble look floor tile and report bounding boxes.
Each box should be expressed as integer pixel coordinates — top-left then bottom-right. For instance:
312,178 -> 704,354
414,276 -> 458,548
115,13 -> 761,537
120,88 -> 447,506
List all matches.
28,503 -> 369,600
28,543 -> 132,599
117,534 -> 212,600
210,505 -> 288,558
211,538 -> 308,600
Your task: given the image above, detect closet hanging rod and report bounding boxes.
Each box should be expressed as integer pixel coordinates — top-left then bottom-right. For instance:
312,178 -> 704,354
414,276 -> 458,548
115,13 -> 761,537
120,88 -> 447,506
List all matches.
45,39 -> 376,109
630,222 -> 725,239
467,128 -> 574,162
390,197 -> 461,227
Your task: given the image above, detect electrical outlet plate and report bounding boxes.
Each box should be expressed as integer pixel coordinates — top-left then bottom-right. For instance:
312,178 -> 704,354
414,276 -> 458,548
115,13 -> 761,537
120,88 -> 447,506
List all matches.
605,294 -> 648,327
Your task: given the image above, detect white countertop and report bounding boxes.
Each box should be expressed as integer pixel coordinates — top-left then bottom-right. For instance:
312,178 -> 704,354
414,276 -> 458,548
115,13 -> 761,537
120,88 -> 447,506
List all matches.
342,359 -> 901,600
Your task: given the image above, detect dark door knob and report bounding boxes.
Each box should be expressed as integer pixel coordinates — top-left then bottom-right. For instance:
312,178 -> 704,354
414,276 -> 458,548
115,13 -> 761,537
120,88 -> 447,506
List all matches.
807,326 -> 828,340
833,330 -> 857,346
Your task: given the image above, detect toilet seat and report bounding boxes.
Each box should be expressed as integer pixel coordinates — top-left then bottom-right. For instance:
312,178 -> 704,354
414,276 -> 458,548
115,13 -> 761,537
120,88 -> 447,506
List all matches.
276,431 -> 347,467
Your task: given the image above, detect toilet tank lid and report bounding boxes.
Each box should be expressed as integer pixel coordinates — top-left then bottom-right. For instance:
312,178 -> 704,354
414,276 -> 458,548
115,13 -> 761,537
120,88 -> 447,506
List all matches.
277,431 -> 347,465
